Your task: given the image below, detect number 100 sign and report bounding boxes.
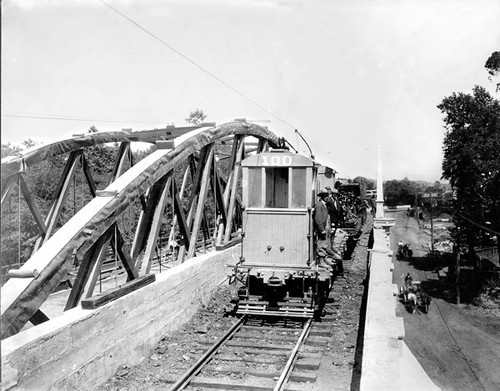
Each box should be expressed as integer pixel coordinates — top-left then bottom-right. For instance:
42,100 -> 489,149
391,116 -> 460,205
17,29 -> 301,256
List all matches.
259,155 -> 292,166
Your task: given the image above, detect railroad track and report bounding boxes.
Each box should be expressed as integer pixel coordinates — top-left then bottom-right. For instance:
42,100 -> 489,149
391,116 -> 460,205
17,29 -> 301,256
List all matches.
167,316 -> 332,391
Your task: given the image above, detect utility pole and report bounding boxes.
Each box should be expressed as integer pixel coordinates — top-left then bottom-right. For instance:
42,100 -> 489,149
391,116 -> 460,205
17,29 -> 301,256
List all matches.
430,193 -> 434,253
414,193 -> 420,229
423,192 -> 435,252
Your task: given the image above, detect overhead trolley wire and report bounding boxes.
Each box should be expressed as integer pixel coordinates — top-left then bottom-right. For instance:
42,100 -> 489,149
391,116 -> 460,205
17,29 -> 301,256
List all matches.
98,0 -> 299,132
2,112 -> 163,124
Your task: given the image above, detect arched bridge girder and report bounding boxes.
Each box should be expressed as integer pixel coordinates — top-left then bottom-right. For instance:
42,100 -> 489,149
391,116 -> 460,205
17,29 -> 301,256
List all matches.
0,125 -> 206,182
1,122 -> 281,340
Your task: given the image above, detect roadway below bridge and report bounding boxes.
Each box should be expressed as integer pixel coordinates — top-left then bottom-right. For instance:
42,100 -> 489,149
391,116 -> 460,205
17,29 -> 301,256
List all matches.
390,210 -> 500,391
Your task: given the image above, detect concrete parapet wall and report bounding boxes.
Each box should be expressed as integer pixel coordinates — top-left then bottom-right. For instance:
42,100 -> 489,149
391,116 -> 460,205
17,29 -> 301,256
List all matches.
360,226 -> 439,391
361,227 -> 405,390
2,245 -> 240,391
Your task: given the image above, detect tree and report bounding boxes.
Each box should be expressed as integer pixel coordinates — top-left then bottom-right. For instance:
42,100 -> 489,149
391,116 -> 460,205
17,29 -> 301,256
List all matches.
383,178 -> 426,207
485,51 -> 500,91
1,142 -> 22,159
437,85 -> 500,255
185,108 -> 207,125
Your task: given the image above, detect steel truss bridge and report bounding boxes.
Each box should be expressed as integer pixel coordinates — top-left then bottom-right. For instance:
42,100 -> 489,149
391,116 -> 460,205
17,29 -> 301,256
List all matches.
1,121 -> 281,339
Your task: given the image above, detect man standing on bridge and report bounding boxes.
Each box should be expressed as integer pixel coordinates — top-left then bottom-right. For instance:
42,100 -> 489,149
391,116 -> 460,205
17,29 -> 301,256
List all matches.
325,187 -> 344,265
314,188 -> 341,272
326,187 -> 344,237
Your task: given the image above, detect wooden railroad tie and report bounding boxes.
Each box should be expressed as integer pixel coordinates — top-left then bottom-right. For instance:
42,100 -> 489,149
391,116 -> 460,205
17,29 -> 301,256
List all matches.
81,274 -> 156,310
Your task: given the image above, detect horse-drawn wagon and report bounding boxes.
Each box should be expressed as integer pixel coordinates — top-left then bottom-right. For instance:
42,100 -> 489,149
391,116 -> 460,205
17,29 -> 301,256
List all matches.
399,280 -> 431,314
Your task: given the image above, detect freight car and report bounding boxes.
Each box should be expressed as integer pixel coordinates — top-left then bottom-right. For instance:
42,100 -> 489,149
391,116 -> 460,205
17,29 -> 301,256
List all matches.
231,146 -> 340,318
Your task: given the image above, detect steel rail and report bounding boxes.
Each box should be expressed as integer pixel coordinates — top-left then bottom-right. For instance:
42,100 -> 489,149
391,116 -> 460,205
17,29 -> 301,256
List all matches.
273,317 -> 313,391
169,316 -> 247,391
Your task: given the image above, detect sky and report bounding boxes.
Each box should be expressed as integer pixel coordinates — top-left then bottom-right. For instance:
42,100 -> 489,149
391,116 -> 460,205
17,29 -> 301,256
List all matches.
2,0 -> 499,182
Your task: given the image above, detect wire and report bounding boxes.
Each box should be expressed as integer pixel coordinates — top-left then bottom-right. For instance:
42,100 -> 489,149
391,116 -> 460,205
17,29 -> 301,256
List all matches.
98,0 -> 298,131
2,112 -> 163,124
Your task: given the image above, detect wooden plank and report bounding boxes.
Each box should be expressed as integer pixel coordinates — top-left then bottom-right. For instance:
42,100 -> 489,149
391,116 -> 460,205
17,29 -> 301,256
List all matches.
187,148 -> 209,209
223,341 -> 321,354
211,355 -> 320,370
18,175 -> 47,235
211,158 -> 227,240
168,164 -> 190,250
65,225 -> 115,310
131,176 -> 169,263
81,153 -> 97,197
228,348 -> 322,359
178,150 -> 210,261
187,146 -> 214,259
203,366 -> 316,382
172,178 -> 191,252
127,148 -> 147,212
189,377 -> 274,391
81,274 -> 155,309
109,142 -> 130,184
224,140 -> 245,242
84,234 -> 115,299
39,150 -> 82,248
113,225 -> 139,280
130,188 -> 150,261
215,237 -> 241,250
227,134 -> 241,177
197,340 -> 293,350
139,175 -> 172,275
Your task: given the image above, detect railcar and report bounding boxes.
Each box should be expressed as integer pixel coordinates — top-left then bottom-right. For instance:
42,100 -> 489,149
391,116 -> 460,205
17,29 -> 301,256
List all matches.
232,147 -> 337,318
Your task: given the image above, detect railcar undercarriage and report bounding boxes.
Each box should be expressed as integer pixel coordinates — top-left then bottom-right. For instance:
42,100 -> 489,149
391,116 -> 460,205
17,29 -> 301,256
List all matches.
231,267 -> 333,319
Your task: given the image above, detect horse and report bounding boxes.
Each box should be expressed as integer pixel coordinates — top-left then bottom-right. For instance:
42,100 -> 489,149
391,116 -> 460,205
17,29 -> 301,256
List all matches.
407,292 -> 417,313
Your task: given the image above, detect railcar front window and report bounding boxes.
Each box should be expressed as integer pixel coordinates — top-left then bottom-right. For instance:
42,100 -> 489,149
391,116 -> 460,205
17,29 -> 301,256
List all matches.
265,167 -> 288,208
248,168 -> 262,207
291,168 -> 307,208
